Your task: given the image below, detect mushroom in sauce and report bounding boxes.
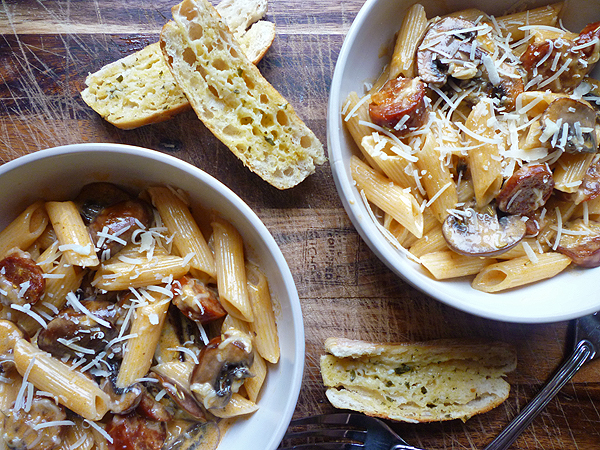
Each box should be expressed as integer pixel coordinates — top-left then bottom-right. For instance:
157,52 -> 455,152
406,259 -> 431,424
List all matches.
149,370 -> 206,421
0,249 -> 45,307
541,97 -> 598,154
442,208 -> 527,257
189,329 -> 254,410
2,396 -> 67,450
417,17 -> 482,86
162,421 -> 220,450
416,16 -> 524,110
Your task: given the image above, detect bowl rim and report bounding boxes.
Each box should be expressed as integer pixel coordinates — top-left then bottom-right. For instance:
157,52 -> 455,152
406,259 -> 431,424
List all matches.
327,0 -> 600,324
0,142 -> 305,448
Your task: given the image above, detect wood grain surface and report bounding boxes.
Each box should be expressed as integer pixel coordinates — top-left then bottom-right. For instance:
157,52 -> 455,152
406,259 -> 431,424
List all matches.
1,0 -> 600,449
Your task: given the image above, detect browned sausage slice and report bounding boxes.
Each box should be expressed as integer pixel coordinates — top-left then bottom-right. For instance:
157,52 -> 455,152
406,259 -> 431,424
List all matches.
0,251 -> 45,306
368,77 -> 428,133
496,164 -> 554,215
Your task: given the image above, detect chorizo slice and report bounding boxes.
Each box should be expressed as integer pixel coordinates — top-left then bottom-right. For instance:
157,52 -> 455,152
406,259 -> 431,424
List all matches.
105,414 -> 166,450
171,276 -> 227,325
368,77 -> 428,133
0,250 -> 45,306
496,164 -> 554,215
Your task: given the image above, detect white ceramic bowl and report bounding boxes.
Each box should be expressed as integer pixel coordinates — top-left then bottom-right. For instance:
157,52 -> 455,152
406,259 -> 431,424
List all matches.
0,143 -> 303,449
328,0 -> 600,323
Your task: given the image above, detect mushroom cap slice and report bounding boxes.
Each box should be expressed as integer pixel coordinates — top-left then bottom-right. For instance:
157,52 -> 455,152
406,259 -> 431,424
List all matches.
190,329 -> 254,410
417,17 -> 481,86
442,209 -> 527,257
542,97 -> 598,154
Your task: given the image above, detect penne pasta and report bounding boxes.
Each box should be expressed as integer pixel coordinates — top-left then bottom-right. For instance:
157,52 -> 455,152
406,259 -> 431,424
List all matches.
464,99 -> 503,208
116,292 -> 171,389
389,3 -> 428,79
420,251 -> 496,279
0,201 -> 48,259
210,393 -> 258,418
351,155 -> 424,238
472,253 -> 571,292
148,186 -> 216,279
13,339 -> 111,421
211,217 -> 253,322
246,262 -> 279,364
45,201 -> 99,268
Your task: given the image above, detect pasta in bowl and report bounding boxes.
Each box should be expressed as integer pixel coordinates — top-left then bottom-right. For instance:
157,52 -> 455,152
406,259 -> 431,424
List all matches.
328,0 -> 600,322
0,144 -> 303,450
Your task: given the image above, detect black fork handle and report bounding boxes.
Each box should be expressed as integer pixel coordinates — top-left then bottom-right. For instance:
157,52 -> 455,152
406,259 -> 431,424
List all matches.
483,339 -> 596,450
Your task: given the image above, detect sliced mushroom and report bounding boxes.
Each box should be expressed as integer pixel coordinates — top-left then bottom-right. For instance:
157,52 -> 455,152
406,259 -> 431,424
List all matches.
74,182 -> 132,224
368,77 -> 428,132
105,414 -> 166,450
496,164 -> 554,215
37,300 -> 121,361
417,17 -> 482,86
151,361 -> 206,420
442,208 -> 527,257
556,219 -> 600,267
189,329 -> 254,410
172,276 -> 227,325
0,249 -> 45,307
541,97 -> 598,154
2,396 -> 67,450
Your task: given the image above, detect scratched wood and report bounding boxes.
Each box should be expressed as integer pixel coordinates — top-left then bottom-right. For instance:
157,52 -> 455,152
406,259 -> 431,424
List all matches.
1,1 -> 600,449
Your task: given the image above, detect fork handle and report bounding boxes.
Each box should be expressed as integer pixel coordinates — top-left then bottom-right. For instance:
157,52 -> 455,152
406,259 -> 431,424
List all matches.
483,339 -> 596,450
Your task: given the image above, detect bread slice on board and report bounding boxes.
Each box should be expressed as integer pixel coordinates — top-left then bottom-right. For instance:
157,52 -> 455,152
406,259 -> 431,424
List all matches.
320,337 -> 517,423
81,0 -> 274,130
160,0 -> 325,189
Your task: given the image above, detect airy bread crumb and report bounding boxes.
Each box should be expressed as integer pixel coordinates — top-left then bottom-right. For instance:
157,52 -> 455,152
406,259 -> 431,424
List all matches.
81,0 -> 274,130
160,0 -> 325,189
321,337 -> 517,422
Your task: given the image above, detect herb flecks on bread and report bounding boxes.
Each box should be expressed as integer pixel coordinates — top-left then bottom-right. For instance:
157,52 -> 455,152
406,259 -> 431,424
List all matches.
160,0 -> 325,189
81,0 -> 274,130
320,338 -> 517,423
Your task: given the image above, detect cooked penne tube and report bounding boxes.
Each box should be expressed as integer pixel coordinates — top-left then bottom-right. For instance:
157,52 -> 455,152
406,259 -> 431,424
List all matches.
415,132 -> 458,223
59,418 -> 95,450
0,201 -> 48,259
420,251 -> 496,279
45,201 -> 99,268
92,248 -> 190,290
244,351 -> 267,403
212,217 -> 253,322
409,224 -> 447,258
464,99 -> 503,208
389,3 -> 428,79
148,186 -> 216,279
351,155 -> 424,238
343,92 -> 382,171
472,253 -> 571,292
116,292 -> 171,388
152,361 -> 195,389
210,393 -> 258,418
246,263 -> 279,364
495,3 -> 563,41
554,153 -> 595,194
13,339 -> 110,421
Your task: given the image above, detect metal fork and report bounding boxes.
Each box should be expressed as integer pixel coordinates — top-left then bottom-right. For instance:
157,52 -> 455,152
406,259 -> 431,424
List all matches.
279,413 -> 425,450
